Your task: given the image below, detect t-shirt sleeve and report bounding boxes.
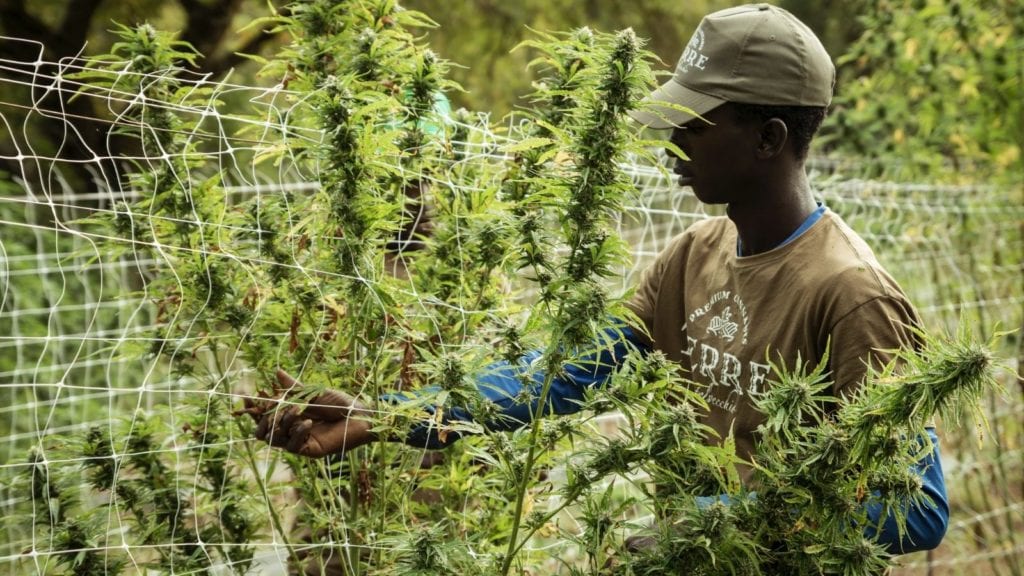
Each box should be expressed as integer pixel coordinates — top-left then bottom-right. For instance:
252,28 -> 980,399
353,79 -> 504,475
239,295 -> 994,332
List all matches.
625,232 -> 689,344
828,294 -> 922,399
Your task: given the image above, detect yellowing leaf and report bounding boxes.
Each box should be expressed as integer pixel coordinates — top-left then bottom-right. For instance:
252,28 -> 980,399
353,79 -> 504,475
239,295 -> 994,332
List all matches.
522,490 -> 534,517
253,143 -> 291,166
552,150 -> 573,166
537,522 -> 558,538
959,81 -> 979,99
435,407 -> 449,444
322,295 -> 347,318
995,145 -> 1020,168
904,38 -> 919,59
948,133 -> 969,153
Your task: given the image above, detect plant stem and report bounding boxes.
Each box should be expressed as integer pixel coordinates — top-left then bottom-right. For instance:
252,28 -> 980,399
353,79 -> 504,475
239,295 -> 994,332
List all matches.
499,340 -> 563,575
242,440 -> 304,570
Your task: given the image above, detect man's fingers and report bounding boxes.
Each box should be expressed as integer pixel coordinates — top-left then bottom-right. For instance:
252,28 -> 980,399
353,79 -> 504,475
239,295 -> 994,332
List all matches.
303,390 -> 360,421
255,410 -> 271,441
272,368 -> 366,422
266,420 -> 291,448
275,368 -> 300,391
286,419 -> 314,454
256,405 -> 299,447
279,407 -> 301,433
251,370 -> 376,458
236,396 -> 269,423
625,535 -> 656,553
271,407 -> 302,447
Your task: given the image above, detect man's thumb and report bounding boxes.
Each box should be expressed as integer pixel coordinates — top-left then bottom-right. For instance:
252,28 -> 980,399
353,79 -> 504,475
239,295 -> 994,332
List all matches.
302,390 -> 359,421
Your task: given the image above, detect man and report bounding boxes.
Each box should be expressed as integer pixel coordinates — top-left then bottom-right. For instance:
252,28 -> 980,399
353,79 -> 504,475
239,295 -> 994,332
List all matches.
252,3 -> 948,554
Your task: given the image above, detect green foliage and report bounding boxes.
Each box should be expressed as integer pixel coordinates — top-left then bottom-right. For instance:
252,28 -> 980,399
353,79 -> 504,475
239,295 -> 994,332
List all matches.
820,0 -> 1024,184
403,0 -> 727,118
398,1 -> 868,120
601,328 -> 1004,576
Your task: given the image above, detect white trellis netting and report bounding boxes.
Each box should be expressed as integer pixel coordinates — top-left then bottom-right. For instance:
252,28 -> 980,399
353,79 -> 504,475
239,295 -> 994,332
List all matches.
1,36 -> 1023,575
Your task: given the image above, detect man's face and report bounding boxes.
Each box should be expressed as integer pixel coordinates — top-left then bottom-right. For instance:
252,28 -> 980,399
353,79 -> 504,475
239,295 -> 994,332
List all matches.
666,104 -> 756,205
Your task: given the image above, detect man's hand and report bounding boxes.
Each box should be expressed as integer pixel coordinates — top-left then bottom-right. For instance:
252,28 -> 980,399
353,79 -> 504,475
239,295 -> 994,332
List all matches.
243,369 -> 379,458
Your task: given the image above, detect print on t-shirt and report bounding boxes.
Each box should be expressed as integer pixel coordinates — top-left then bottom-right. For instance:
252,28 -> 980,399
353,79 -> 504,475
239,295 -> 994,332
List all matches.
682,290 -> 770,414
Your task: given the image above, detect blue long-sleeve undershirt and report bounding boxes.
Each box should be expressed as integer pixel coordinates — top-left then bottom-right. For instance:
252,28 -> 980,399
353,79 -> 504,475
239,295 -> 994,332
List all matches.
388,321 -> 949,554
394,323 -> 643,447
864,427 -> 949,552
694,426 -> 948,553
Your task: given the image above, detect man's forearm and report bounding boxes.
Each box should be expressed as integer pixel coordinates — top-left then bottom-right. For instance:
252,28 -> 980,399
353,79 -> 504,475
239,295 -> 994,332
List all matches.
390,320 -> 647,448
864,427 -> 949,552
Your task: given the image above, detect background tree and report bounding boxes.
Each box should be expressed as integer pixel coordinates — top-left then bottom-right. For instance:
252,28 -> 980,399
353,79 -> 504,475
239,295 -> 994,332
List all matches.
0,0 -> 287,201
0,0 -> 872,189
404,0 -> 867,119
818,0 -> 1023,185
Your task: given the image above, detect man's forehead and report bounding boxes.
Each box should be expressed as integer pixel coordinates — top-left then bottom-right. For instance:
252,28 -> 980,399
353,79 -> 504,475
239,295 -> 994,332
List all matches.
679,103 -> 728,128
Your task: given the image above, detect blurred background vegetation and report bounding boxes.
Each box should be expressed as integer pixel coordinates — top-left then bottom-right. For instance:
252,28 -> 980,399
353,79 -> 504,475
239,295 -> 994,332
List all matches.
2,0 -> 1020,185
0,0 -> 866,115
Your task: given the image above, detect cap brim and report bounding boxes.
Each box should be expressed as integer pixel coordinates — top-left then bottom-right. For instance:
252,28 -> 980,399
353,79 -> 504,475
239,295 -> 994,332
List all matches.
629,78 -> 726,129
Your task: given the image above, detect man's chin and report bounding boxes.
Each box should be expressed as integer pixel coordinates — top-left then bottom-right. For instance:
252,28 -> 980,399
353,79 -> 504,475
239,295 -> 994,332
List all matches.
692,188 -> 727,206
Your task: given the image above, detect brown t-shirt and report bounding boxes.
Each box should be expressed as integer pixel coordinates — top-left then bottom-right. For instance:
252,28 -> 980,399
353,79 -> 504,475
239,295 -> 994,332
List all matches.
626,209 -> 920,475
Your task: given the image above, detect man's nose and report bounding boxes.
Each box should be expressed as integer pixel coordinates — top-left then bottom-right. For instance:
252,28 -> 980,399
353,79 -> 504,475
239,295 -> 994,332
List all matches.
665,140 -> 690,163
658,147 -> 679,170
666,129 -> 690,161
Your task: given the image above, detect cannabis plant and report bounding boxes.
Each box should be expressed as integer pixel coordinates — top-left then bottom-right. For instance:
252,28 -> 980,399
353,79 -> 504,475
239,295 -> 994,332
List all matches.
11,22 -> 263,575
596,327 -> 1005,576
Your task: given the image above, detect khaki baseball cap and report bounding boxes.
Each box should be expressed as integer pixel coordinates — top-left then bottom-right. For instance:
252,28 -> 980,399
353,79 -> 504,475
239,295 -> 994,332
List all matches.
631,3 -> 836,129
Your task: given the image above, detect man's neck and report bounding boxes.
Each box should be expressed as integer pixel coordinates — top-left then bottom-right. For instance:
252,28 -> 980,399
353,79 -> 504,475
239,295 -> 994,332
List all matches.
726,171 -> 817,256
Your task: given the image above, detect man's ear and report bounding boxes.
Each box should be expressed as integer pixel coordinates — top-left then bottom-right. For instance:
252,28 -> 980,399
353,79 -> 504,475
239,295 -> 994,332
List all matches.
756,117 -> 788,159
